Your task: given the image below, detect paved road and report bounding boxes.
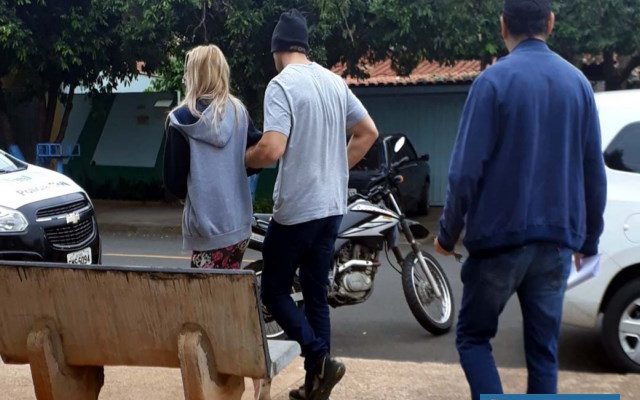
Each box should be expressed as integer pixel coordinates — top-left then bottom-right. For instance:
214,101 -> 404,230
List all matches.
101,231 -> 613,374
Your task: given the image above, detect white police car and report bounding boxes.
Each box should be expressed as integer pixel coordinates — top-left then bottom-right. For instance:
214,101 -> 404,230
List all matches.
0,149 -> 100,264
563,89 -> 640,372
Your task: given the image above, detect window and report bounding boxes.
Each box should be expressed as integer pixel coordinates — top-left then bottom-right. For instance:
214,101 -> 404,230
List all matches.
604,122 -> 640,174
0,152 -> 25,174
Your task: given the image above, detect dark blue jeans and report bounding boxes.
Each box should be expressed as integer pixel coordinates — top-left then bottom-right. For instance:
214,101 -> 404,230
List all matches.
456,243 -> 572,400
260,215 -> 342,373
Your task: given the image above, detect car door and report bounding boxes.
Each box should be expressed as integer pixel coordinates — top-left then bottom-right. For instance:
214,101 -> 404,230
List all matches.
386,136 -> 429,213
603,121 -> 640,247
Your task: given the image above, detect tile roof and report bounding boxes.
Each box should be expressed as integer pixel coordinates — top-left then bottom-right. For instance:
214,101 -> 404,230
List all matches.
333,59 -> 481,87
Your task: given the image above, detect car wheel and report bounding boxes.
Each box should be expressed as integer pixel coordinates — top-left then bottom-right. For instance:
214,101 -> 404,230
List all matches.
415,180 -> 430,216
602,278 -> 640,372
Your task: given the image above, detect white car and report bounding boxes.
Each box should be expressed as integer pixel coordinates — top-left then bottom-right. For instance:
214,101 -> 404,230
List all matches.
563,89 -> 640,372
0,149 -> 100,264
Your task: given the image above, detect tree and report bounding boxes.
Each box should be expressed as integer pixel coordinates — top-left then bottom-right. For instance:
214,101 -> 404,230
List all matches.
552,0 -> 640,90
0,0 -> 183,158
428,0 -> 640,90
151,0 -> 453,120
431,0 -> 503,68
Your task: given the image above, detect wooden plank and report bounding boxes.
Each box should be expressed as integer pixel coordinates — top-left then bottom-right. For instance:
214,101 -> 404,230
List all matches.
0,262 -> 270,379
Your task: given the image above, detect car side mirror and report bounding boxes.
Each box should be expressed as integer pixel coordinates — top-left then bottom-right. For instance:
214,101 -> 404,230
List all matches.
419,154 -> 430,162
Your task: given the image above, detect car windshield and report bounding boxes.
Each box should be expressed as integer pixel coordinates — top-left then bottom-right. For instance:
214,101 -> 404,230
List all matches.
353,142 -> 382,171
0,151 -> 27,174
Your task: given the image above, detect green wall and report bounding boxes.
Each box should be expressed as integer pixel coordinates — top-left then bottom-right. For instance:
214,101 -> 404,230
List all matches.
66,93 -> 174,200
62,86 -> 469,205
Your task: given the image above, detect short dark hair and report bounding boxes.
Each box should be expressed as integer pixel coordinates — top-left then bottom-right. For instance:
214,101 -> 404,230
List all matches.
503,13 -> 550,37
503,0 -> 551,37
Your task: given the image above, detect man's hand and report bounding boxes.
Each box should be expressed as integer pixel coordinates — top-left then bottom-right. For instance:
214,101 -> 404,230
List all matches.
574,253 -> 584,272
245,131 -> 288,169
434,237 -> 454,256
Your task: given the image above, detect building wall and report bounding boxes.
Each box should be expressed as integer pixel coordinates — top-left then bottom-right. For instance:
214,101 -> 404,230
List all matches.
54,85 -> 469,204
354,85 -> 470,206
65,92 -> 175,200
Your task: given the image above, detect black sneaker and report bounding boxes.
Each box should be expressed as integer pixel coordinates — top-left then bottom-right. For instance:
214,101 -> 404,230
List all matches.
289,383 -> 337,400
305,356 -> 346,400
289,385 -> 306,400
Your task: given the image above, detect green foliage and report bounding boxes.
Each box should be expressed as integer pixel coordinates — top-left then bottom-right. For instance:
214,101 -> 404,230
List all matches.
553,0 -> 640,56
151,0 -> 456,119
0,0 -> 182,145
2,0 -> 640,143
552,0 -> 640,89
252,197 -> 274,214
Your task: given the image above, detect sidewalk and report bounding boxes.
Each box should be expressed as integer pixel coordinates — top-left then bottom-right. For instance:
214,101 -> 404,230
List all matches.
2,357 -> 638,399
94,200 -> 444,236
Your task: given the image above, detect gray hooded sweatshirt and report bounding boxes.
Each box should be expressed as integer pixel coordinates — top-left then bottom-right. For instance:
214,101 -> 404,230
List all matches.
168,100 -> 252,251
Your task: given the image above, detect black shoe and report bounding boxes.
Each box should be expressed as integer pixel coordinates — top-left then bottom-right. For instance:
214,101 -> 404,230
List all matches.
289,385 -> 306,400
305,356 -> 346,400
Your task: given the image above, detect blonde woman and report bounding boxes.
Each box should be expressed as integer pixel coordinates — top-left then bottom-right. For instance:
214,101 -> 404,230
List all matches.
164,44 -> 261,270
163,44 -> 263,398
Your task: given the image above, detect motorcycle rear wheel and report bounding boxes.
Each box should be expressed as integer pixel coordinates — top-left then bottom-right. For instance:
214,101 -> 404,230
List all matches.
244,260 -> 303,340
402,251 -> 454,335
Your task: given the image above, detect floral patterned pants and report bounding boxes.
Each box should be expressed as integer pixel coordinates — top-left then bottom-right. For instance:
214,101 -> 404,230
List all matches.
191,239 -> 249,270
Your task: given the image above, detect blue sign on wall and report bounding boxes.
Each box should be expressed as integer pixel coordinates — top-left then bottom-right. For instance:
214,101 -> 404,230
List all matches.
481,396 -> 620,400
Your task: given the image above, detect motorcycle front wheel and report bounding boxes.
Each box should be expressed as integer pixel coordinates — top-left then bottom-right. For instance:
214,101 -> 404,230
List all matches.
402,251 -> 454,335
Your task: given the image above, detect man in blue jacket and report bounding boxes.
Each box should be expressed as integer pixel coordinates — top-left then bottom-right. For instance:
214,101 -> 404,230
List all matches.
435,0 -> 607,398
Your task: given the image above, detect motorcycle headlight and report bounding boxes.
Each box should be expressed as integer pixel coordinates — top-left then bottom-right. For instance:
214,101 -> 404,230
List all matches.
0,206 -> 29,233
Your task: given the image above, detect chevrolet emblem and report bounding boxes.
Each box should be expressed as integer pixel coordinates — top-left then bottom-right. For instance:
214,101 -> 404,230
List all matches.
66,212 -> 80,225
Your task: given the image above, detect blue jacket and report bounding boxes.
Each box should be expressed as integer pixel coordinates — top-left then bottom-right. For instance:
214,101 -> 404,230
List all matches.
438,39 -> 607,257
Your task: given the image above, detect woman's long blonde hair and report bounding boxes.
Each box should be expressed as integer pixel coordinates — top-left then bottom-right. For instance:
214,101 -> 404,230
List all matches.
174,44 -> 240,123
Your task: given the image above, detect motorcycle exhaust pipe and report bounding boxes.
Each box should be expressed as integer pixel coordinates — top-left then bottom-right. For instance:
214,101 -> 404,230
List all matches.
337,259 -> 381,273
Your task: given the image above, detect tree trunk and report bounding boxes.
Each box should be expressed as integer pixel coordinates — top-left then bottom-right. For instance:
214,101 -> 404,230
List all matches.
602,51 -> 623,91
42,84 -> 59,142
56,84 -> 76,143
36,93 -> 47,144
617,53 -> 640,91
0,109 -> 16,146
0,83 -> 16,146
480,55 -> 492,71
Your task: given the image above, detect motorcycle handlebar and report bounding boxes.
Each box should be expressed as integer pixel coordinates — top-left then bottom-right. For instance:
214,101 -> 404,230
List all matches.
352,157 -> 420,203
390,156 -> 411,170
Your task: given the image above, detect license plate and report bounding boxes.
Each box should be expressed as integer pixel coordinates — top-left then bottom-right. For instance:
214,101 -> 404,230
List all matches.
67,247 -> 92,265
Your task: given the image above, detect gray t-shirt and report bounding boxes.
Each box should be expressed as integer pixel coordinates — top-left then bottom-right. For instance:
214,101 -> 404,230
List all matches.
264,62 -> 368,225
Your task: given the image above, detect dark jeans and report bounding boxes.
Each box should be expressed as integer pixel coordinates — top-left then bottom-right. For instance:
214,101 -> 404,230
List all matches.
456,243 -> 572,400
260,215 -> 342,373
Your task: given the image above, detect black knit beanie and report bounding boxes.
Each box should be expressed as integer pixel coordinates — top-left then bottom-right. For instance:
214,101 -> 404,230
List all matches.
271,9 -> 310,54
503,0 -> 551,20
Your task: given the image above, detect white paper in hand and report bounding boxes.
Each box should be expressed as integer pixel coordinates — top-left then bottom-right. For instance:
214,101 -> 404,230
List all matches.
567,254 -> 601,290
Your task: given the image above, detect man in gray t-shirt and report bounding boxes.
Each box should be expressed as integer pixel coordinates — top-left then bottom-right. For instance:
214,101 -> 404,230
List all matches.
246,9 -> 378,400
263,61 -> 369,225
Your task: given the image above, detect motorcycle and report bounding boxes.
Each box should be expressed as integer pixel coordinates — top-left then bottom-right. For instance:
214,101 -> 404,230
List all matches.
246,136 -> 456,338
